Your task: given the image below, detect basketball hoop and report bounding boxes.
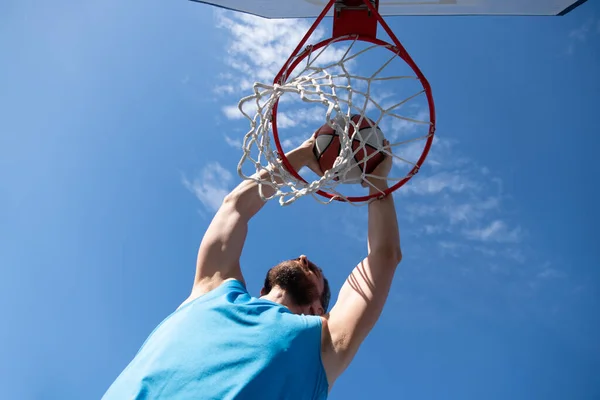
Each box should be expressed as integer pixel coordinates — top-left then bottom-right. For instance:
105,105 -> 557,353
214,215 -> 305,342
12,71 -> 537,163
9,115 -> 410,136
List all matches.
237,0 -> 436,205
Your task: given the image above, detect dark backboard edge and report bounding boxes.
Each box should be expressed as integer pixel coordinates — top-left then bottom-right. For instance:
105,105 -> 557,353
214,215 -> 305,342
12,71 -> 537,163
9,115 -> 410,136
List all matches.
558,0 -> 589,16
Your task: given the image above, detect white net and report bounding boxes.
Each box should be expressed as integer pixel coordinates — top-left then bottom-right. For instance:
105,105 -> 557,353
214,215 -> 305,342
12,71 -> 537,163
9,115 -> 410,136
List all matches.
237,34 -> 435,206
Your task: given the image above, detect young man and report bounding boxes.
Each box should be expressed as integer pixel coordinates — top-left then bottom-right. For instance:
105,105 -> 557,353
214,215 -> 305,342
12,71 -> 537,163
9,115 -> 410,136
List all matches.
103,131 -> 402,399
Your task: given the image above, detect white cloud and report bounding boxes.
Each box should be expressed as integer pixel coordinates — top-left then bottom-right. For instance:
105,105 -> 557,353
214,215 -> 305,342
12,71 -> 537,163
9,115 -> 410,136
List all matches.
437,241 -> 468,257
537,268 -> 567,280
396,136 -> 502,235
404,172 -> 478,195
275,108 -> 330,130
215,11 -> 324,85
222,105 -> 243,120
569,20 -> 593,41
505,248 -> 526,264
426,136 -> 457,168
277,112 -> 297,128
464,220 -> 523,243
566,18 -> 600,54
474,246 -> 497,257
224,135 -> 242,148
404,195 -> 500,226
474,246 -> 526,264
392,140 -> 427,170
397,142 -> 532,278
424,224 -> 445,234
446,203 -> 477,224
281,135 -> 305,149
213,10 -> 396,126
223,101 -> 262,120
386,109 -> 430,140
439,241 -> 459,250
213,84 -> 236,95
291,107 -> 326,125
182,162 -> 233,212
391,135 -> 456,174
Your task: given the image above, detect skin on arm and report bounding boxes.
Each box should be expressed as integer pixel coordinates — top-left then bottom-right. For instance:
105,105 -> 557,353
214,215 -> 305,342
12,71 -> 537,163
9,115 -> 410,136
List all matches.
183,136 -> 321,304
321,142 -> 403,386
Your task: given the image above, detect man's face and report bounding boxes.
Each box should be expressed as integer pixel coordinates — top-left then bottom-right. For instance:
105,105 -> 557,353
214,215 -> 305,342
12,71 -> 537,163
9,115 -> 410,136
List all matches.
264,256 -> 327,316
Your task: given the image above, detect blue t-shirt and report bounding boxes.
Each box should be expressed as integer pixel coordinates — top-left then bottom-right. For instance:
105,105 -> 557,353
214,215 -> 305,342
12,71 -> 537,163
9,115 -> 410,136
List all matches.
103,279 -> 329,400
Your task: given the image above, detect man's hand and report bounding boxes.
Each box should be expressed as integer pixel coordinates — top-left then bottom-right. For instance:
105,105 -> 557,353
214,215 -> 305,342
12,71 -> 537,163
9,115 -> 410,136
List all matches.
361,140 -> 392,190
292,133 -> 323,177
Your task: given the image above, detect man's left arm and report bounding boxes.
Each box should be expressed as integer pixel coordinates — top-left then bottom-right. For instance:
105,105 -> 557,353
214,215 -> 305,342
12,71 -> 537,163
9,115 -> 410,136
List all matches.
321,149 -> 402,385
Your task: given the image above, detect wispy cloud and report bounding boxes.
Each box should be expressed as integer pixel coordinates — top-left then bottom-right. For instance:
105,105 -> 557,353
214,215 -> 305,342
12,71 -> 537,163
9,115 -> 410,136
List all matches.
392,135 -> 455,173
224,135 -> 242,148
222,105 -> 243,120
537,267 -> 567,280
213,10 -> 324,150
393,132 -> 528,274
182,162 -> 233,212
277,112 -> 297,129
383,109 -> 430,140
395,135 -> 488,201
222,101 -> 262,122
405,196 -> 502,229
214,11 -> 324,88
403,171 -> 478,195
281,136 -> 305,149
504,248 -> 526,264
213,84 -> 236,95
392,140 -> 427,169
569,20 -> 593,41
567,18 -> 600,54
277,108 -> 325,128
464,220 -> 523,243
424,224 -> 446,235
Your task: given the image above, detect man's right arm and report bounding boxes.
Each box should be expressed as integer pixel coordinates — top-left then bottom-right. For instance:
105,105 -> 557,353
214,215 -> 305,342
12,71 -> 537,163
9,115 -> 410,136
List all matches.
185,137 -> 319,302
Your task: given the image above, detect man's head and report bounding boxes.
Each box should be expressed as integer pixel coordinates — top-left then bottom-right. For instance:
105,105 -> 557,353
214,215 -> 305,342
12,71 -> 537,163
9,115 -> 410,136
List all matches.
260,255 -> 330,316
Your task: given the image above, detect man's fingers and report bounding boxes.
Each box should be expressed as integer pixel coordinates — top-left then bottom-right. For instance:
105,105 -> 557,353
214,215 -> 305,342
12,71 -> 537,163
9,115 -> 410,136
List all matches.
307,161 -> 324,176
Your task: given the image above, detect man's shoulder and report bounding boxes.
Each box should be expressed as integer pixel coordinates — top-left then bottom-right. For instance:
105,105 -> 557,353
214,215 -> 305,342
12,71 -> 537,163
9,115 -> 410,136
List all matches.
178,278 -> 247,309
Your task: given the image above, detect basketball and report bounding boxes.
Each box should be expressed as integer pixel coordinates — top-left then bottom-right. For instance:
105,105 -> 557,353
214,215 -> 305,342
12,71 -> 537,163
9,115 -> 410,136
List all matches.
313,115 -> 386,183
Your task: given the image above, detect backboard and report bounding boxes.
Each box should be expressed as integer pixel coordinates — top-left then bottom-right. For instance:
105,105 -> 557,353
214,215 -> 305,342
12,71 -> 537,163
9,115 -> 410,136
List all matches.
190,0 -> 587,18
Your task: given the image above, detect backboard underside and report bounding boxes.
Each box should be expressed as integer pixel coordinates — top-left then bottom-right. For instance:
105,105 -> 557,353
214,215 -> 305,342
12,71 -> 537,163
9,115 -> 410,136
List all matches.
190,0 -> 587,18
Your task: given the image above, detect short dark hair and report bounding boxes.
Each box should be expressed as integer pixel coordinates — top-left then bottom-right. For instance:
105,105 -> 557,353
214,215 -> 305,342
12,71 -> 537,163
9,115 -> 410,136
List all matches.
263,258 -> 331,313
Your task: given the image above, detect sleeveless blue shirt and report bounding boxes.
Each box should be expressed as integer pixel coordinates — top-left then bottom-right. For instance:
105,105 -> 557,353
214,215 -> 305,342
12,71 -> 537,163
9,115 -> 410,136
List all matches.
103,280 -> 329,400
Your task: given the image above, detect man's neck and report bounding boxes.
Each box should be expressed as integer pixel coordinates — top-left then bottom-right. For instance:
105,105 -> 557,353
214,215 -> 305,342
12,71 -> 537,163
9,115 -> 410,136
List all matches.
261,287 -> 304,314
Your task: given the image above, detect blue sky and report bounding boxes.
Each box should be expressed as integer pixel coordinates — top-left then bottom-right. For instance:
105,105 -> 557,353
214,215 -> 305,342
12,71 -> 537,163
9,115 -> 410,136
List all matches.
1,0 -> 599,399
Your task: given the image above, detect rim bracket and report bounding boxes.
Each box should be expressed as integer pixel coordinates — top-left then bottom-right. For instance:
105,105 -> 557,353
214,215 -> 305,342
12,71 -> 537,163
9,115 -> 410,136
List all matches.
333,0 -> 379,39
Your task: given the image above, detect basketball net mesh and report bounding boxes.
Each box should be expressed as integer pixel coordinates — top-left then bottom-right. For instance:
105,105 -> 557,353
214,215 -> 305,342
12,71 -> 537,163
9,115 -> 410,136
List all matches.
237,35 -> 432,206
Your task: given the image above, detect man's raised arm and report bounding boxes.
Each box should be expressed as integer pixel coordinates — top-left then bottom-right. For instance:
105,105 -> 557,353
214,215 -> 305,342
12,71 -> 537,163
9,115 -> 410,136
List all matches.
188,138 -> 318,298
322,146 -> 402,384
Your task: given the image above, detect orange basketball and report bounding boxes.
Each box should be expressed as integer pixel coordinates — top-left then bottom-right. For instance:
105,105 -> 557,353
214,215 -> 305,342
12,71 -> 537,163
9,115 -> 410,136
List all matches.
313,115 -> 385,183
